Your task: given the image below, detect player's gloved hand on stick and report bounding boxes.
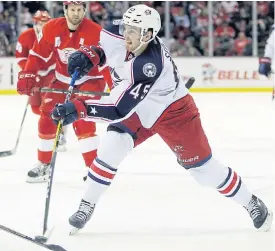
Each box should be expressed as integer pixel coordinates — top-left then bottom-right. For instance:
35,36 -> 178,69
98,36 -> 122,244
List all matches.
51,99 -> 87,126
258,57 -> 272,77
68,45 -> 106,79
17,71 -> 38,96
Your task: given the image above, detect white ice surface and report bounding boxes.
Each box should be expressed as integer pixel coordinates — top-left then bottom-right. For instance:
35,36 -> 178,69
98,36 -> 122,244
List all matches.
0,93 -> 274,251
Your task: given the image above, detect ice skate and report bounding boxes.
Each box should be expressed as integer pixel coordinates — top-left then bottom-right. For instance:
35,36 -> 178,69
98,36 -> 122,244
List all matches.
26,162 -> 50,183
245,195 -> 273,232
69,199 -> 95,235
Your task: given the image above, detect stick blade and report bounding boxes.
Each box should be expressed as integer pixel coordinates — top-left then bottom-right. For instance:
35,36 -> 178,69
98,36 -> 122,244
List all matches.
35,225 -> 54,243
0,150 -> 14,157
46,244 -> 68,251
34,235 -> 48,243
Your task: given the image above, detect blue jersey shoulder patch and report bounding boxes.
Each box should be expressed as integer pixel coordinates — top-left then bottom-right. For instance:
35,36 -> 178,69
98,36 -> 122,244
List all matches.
132,39 -> 163,85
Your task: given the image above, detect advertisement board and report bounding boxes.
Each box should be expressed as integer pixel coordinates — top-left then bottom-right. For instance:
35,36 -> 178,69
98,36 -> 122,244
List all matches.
174,57 -> 273,92
0,57 -> 273,94
0,58 -> 12,92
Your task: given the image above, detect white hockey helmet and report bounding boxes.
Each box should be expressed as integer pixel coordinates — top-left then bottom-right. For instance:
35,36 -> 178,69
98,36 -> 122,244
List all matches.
122,4 -> 161,41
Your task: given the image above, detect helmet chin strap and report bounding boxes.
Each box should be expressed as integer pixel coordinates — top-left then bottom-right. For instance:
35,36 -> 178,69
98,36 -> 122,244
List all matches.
132,41 -> 146,54
132,31 -> 153,55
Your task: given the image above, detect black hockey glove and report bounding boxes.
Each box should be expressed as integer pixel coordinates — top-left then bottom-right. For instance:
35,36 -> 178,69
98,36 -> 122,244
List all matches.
68,45 -> 106,79
259,57 -> 272,77
51,99 -> 87,126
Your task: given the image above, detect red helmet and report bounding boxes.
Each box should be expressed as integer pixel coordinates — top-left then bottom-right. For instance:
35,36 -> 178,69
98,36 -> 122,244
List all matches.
33,10 -> 51,23
63,1 -> 86,8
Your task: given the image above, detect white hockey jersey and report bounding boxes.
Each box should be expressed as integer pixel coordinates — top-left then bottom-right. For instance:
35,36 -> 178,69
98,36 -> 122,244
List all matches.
84,27 -> 189,128
264,24 -> 274,62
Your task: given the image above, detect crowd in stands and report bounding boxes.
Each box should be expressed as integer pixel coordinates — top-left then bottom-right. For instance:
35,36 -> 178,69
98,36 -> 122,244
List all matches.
0,1 -> 274,57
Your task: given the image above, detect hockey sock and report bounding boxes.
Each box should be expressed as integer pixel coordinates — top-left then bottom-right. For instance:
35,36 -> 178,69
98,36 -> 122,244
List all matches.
188,158 -> 252,207
83,131 -> 134,204
83,157 -> 117,204
73,119 -> 100,166
38,114 -> 57,163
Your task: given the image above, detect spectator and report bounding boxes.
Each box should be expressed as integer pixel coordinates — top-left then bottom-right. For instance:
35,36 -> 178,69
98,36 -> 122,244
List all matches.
0,29 -> 11,56
221,1 -> 239,16
89,2 -> 105,24
214,21 -> 235,38
173,19 -> 191,43
20,7 -> 32,30
0,2 -> 3,14
171,37 -> 202,57
0,1 -> 274,57
155,4 -> 176,38
234,31 -> 251,56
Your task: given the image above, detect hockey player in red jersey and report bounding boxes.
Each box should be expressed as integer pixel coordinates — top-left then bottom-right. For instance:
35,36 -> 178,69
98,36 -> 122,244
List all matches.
16,10 -> 54,116
17,1 -> 112,183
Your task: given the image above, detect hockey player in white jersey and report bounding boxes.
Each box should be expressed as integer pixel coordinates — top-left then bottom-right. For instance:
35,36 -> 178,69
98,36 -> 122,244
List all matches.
259,24 -> 274,77
51,5 -> 273,233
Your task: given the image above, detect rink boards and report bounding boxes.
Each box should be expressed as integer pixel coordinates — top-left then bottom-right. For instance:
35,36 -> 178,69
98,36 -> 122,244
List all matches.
0,57 -> 273,94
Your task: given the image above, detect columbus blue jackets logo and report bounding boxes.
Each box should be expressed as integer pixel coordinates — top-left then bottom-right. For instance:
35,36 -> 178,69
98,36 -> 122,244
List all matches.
143,63 -> 157,77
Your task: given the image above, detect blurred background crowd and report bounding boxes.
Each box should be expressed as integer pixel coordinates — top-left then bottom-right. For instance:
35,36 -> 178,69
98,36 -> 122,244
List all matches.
0,1 -> 274,57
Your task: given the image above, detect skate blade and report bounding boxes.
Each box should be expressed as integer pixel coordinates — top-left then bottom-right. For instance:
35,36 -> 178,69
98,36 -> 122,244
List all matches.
258,210 -> 273,232
69,227 -> 80,236
26,175 -> 49,183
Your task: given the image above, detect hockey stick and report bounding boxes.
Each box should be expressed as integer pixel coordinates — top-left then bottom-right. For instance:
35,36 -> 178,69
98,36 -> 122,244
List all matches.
0,99 -> 29,157
37,87 -> 110,97
0,223 -> 67,251
35,69 -> 80,243
39,77 -> 195,96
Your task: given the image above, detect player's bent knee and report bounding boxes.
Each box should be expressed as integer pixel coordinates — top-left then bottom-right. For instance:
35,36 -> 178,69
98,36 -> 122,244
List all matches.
177,153 -> 212,170
187,158 -> 229,187
97,131 -> 134,168
38,114 -> 57,135
107,123 -> 137,141
73,119 -> 96,137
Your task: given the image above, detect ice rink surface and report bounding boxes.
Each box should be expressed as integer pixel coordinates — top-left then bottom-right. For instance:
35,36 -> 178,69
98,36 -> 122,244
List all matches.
0,93 -> 274,251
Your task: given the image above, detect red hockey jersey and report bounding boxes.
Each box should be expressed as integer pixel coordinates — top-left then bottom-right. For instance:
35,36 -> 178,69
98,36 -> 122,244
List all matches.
16,28 -> 56,76
24,17 -> 111,86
